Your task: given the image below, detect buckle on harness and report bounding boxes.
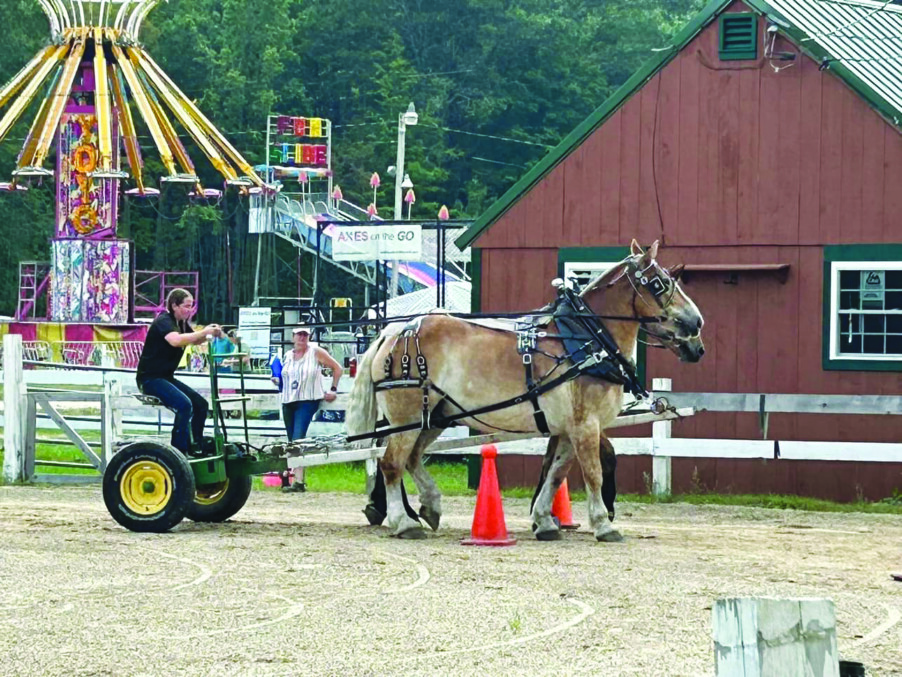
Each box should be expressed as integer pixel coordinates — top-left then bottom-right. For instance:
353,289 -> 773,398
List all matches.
522,353 -> 533,365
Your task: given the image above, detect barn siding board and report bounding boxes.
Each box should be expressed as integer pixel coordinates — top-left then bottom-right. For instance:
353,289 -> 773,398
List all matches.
860,114 -> 885,245
777,54 -> 801,245
757,63 -> 782,243
658,59 -> 681,245
719,70 -> 740,246
840,91 -> 864,244
639,78 -> 664,245
562,137 -> 592,246
697,61 -> 719,245
819,74 -> 844,244
599,110 -> 622,243
883,128 -> 902,243
619,94 -> 642,240
737,65 -> 760,244
798,57 -> 822,245
677,49 -> 700,244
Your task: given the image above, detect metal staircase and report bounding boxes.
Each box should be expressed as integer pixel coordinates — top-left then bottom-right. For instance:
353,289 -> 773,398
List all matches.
16,261 -> 51,320
265,192 -> 471,291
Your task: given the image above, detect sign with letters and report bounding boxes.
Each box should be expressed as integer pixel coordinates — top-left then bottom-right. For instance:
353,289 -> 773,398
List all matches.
332,224 -> 422,261
238,307 -> 272,359
861,270 -> 885,305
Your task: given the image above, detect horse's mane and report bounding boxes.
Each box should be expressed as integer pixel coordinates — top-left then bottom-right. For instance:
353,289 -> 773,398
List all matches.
579,257 -> 633,297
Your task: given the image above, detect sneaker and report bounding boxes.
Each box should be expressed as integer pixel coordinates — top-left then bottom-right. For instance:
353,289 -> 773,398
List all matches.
282,482 -> 306,493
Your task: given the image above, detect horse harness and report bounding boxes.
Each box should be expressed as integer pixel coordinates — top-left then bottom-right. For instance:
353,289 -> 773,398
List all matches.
346,259 -> 676,443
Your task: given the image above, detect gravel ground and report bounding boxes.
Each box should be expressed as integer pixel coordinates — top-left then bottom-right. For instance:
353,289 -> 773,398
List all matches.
1,485 -> 901,676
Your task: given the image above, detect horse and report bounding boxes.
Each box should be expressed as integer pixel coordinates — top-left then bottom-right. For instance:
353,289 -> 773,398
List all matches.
346,240 -> 705,541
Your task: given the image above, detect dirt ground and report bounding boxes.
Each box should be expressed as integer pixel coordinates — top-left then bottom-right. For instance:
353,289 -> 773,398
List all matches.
1,485 -> 901,677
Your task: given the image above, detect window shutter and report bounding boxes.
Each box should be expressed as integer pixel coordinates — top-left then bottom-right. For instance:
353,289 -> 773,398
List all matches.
719,14 -> 758,61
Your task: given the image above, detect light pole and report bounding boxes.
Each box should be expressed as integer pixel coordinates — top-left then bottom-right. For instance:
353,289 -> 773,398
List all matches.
391,102 -> 418,297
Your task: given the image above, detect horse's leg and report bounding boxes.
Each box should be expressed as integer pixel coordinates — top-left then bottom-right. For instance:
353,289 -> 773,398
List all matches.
530,436 -> 575,541
600,433 -> 617,521
529,435 -> 559,514
363,466 -> 418,526
405,428 -> 444,531
574,428 -> 622,542
380,430 -> 426,539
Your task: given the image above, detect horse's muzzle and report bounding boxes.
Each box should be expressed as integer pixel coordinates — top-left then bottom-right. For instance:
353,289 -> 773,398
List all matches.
678,337 -> 705,363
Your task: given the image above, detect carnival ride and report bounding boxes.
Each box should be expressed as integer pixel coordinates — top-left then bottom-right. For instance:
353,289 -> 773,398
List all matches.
0,0 -> 266,328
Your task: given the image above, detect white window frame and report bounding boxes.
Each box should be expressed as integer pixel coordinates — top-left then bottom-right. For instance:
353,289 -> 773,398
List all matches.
828,260 -> 902,362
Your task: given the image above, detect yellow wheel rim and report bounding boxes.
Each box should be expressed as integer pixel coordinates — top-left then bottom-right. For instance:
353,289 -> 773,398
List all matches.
195,480 -> 229,506
120,461 -> 173,515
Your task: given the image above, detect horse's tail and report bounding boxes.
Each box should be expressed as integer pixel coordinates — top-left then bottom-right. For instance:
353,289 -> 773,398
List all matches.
345,334 -> 385,445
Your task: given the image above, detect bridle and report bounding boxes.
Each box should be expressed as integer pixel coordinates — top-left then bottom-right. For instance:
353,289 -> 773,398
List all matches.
594,254 -> 697,350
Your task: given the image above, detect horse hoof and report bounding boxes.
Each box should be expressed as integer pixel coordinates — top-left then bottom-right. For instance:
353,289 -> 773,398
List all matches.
535,528 -> 562,541
362,505 -> 385,526
396,527 -> 427,540
419,506 -> 441,532
596,530 -> 624,543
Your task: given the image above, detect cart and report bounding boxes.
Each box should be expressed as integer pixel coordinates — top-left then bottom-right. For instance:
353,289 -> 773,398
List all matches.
102,348 -> 287,532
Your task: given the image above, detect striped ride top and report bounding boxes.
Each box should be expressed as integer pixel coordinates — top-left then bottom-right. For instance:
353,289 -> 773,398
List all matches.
279,344 -> 325,404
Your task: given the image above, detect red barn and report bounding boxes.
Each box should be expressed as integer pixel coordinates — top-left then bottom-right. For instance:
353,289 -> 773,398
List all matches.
456,0 -> 902,501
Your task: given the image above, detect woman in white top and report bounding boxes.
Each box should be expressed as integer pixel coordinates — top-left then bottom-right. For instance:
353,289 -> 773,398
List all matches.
274,326 -> 343,490
277,326 -> 342,436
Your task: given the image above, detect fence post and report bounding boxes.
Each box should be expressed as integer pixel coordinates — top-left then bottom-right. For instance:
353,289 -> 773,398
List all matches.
3,334 -> 26,483
712,597 -> 839,676
102,371 -> 123,469
651,377 -> 672,496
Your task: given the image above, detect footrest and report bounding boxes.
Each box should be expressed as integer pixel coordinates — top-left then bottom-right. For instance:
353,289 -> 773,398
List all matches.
135,394 -> 163,406
217,396 -> 252,403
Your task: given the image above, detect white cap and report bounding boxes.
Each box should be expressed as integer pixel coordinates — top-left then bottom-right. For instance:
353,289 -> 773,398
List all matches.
292,326 -> 311,335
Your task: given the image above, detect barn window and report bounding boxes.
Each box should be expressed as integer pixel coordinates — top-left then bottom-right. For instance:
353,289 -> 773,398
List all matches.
824,245 -> 902,371
719,13 -> 758,61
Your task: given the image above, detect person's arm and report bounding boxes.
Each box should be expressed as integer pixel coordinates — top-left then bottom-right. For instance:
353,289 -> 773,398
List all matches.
316,347 -> 343,400
165,323 -> 221,348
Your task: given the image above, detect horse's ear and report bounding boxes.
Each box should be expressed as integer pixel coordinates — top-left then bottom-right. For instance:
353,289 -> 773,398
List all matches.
668,263 -> 685,280
647,240 -> 659,260
630,239 -> 643,256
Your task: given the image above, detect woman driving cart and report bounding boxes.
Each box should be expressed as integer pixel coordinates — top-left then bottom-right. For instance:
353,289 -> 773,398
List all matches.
136,288 -> 224,455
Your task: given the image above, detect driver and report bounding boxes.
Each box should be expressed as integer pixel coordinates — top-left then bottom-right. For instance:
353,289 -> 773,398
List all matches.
136,288 -> 223,455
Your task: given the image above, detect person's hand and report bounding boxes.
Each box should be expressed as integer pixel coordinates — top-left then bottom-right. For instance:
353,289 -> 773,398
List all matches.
202,324 -> 219,337
271,377 -> 280,386
324,391 -> 337,403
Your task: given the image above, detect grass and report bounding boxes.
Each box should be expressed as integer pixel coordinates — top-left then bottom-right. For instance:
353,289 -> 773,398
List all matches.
3,442 -> 902,515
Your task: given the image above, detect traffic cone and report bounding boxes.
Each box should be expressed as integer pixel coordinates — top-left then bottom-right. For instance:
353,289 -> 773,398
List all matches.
551,478 -> 580,530
461,445 -> 517,546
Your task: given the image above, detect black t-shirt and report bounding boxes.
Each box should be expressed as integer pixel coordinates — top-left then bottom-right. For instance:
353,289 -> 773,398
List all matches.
136,312 -> 193,386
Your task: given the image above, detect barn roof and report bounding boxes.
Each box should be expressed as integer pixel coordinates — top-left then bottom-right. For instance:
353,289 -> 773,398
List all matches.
456,0 -> 902,249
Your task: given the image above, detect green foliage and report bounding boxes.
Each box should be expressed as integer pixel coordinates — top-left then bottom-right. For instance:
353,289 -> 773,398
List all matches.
0,0 -> 703,317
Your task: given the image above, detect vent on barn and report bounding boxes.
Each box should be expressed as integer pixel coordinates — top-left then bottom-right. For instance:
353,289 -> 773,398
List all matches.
719,13 -> 758,61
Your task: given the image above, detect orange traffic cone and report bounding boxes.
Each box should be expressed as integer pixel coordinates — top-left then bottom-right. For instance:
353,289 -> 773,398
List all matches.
551,478 -> 580,530
461,445 -> 517,547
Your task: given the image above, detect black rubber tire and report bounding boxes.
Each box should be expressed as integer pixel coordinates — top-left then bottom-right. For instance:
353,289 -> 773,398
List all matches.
186,475 -> 253,523
103,441 -> 195,533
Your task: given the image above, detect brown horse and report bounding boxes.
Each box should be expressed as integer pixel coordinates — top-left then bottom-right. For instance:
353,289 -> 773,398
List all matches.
346,240 -> 704,541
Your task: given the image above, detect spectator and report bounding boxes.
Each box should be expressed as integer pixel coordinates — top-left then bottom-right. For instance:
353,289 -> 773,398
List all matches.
274,326 -> 342,491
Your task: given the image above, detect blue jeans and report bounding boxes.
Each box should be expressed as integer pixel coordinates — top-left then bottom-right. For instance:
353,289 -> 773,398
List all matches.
282,400 -> 321,440
140,377 -> 209,453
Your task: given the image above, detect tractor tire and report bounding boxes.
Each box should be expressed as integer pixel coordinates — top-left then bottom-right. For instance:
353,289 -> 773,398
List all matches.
103,441 -> 195,533
186,475 -> 253,523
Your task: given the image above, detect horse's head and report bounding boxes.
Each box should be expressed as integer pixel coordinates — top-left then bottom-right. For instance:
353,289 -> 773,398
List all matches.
617,240 -> 705,362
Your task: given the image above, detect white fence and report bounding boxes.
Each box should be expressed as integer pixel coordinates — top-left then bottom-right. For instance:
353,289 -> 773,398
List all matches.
4,335 -> 902,492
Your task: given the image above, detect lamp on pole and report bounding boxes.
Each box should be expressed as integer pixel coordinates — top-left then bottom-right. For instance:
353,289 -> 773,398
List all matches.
391,102 -> 418,297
